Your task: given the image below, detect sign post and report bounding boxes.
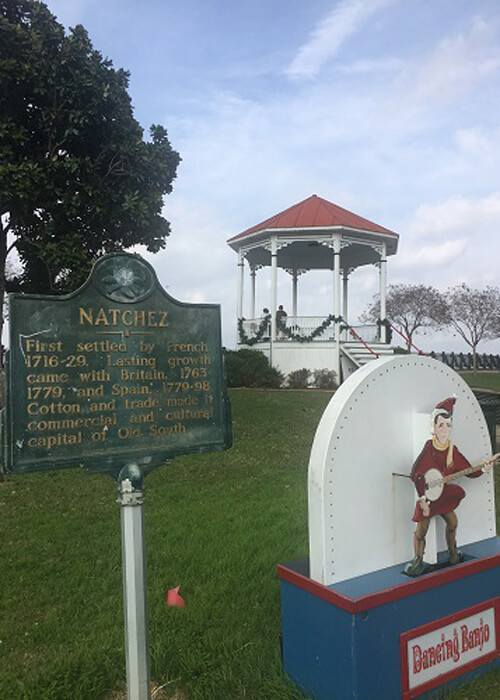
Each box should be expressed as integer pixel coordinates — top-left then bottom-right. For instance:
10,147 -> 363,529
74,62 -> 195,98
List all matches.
118,463 -> 150,700
1,252 -> 232,698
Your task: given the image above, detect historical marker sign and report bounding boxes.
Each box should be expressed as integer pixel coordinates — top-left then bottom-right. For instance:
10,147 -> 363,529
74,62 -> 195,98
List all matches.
2,253 -> 232,475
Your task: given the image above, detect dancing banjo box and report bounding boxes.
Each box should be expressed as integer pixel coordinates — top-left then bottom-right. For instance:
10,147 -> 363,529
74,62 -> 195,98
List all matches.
278,355 -> 500,700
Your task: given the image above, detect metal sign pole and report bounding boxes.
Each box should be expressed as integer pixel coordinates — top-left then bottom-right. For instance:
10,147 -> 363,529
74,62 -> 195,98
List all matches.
117,463 -> 151,700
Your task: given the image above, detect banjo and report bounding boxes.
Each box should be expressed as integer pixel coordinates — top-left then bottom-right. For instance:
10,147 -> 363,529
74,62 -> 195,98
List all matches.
423,453 -> 500,502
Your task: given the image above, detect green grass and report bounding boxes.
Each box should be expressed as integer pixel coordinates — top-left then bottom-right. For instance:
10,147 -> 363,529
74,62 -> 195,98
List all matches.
0,384 -> 499,699
0,390 -> 328,699
460,371 -> 500,393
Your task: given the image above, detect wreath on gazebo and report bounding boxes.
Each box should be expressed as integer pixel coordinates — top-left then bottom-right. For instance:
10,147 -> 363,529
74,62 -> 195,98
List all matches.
277,315 -> 345,343
238,315 -> 271,346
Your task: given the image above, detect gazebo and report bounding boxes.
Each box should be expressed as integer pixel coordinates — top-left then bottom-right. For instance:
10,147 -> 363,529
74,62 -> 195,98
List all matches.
227,195 -> 399,382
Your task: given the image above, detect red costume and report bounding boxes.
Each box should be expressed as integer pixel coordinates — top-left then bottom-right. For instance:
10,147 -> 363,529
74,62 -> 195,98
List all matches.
411,439 -> 481,522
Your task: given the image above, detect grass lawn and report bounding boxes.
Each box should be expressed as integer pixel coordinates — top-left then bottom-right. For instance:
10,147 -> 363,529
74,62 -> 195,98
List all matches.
1,383 -> 499,699
460,371 -> 500,393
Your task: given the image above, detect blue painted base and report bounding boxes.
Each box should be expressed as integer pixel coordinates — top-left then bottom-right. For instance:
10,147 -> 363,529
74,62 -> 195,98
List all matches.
278,537 -> 500,700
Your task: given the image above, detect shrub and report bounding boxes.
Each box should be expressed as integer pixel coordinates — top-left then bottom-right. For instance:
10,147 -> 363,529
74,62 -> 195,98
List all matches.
224,349 -> 283,388
312,368 -> 337,390
286,368 -> 311,389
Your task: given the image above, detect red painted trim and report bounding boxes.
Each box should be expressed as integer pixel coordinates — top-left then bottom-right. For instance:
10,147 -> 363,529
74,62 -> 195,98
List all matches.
496,600 -> 500,656
400,598 -> 500,699
277,564 -> 356,613
277,552 -> 500,613
400,630 -> 410,697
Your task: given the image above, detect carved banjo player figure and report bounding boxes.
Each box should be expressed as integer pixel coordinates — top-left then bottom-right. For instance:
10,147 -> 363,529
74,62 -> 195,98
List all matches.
405,397 -> 499,577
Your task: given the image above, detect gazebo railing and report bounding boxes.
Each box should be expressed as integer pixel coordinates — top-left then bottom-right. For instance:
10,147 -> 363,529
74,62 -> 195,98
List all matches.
343,324 -> 379,344
285,316 -> 334,339
240,318 -> 381,343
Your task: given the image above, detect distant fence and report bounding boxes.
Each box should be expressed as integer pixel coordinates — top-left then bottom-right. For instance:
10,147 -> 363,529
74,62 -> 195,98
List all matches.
432,352 -> 500,371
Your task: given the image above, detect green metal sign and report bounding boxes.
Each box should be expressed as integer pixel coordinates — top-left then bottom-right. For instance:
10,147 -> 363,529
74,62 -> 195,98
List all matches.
2,253 -> 232,476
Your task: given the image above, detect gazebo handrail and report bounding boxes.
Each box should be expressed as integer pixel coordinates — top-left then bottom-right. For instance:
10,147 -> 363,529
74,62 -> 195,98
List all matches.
388,321 -> 428,355
342,321 -> 379,358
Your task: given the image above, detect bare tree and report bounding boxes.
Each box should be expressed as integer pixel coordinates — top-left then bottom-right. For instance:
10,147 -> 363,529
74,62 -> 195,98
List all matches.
444,284 -> 500,371
362,284 -> 448,351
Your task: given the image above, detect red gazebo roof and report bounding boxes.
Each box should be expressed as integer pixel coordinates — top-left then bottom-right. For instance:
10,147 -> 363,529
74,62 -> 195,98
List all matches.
227,194 -> 397,243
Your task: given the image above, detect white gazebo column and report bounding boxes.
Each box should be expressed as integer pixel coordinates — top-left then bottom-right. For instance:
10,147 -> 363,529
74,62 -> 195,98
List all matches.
250,264 -> 256,321
342,269 -> 349,344
237,249 -> 244,322
379,242 -> 387,343
342,269 -> 349,323
333,236 -> 341,381
333,237 -> 341,337
270,236 -> 278,343
292,269 -> 298,318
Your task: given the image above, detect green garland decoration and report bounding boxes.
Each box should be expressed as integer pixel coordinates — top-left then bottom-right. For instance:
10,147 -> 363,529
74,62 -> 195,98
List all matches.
277,315 -> 344,343
238,315 -> 271,345
239,314 -> 347,344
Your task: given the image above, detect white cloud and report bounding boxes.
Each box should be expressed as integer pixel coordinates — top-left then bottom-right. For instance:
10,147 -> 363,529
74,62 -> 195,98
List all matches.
452,126 -> 500,185
389,193 -> 500,304
286,0 -> 396,80
335,57 -> 404,75
455,127 -> 492,158
134,195 -> 238,343
410,17 -> 500,104
396,239 -> 467,269
407,193 -> 500,240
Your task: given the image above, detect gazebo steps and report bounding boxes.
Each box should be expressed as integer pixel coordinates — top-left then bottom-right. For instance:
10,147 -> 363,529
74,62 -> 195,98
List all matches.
342,341 -> 394,368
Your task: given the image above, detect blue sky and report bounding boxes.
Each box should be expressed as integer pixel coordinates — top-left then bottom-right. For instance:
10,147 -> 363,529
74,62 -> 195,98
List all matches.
43,0 -> 500,351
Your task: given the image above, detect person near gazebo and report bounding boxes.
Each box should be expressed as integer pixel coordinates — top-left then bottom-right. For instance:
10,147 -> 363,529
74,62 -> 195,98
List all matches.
276,305 -> 287,339
261,307 -> 270,340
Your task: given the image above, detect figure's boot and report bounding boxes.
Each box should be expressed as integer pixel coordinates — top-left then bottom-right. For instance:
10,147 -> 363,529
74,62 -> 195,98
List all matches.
404,532 -> 426,576
448,546 -> 464,565
404,556 -> 425,576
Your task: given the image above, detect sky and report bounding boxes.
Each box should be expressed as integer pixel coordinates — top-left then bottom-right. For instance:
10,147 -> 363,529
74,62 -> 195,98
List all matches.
41,0 -> 500,352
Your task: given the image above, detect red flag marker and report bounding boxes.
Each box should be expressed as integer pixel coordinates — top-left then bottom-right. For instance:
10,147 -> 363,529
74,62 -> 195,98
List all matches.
166,586 -> 186,608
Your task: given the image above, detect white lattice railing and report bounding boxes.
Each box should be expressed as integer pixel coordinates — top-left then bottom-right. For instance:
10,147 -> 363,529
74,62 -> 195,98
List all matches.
240,318 -> 382,343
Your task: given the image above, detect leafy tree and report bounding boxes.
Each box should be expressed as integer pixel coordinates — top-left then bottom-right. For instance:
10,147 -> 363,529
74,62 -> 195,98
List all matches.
362,284 -> 448,352
444,284 -> 500,371
0,0 -> 180,337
